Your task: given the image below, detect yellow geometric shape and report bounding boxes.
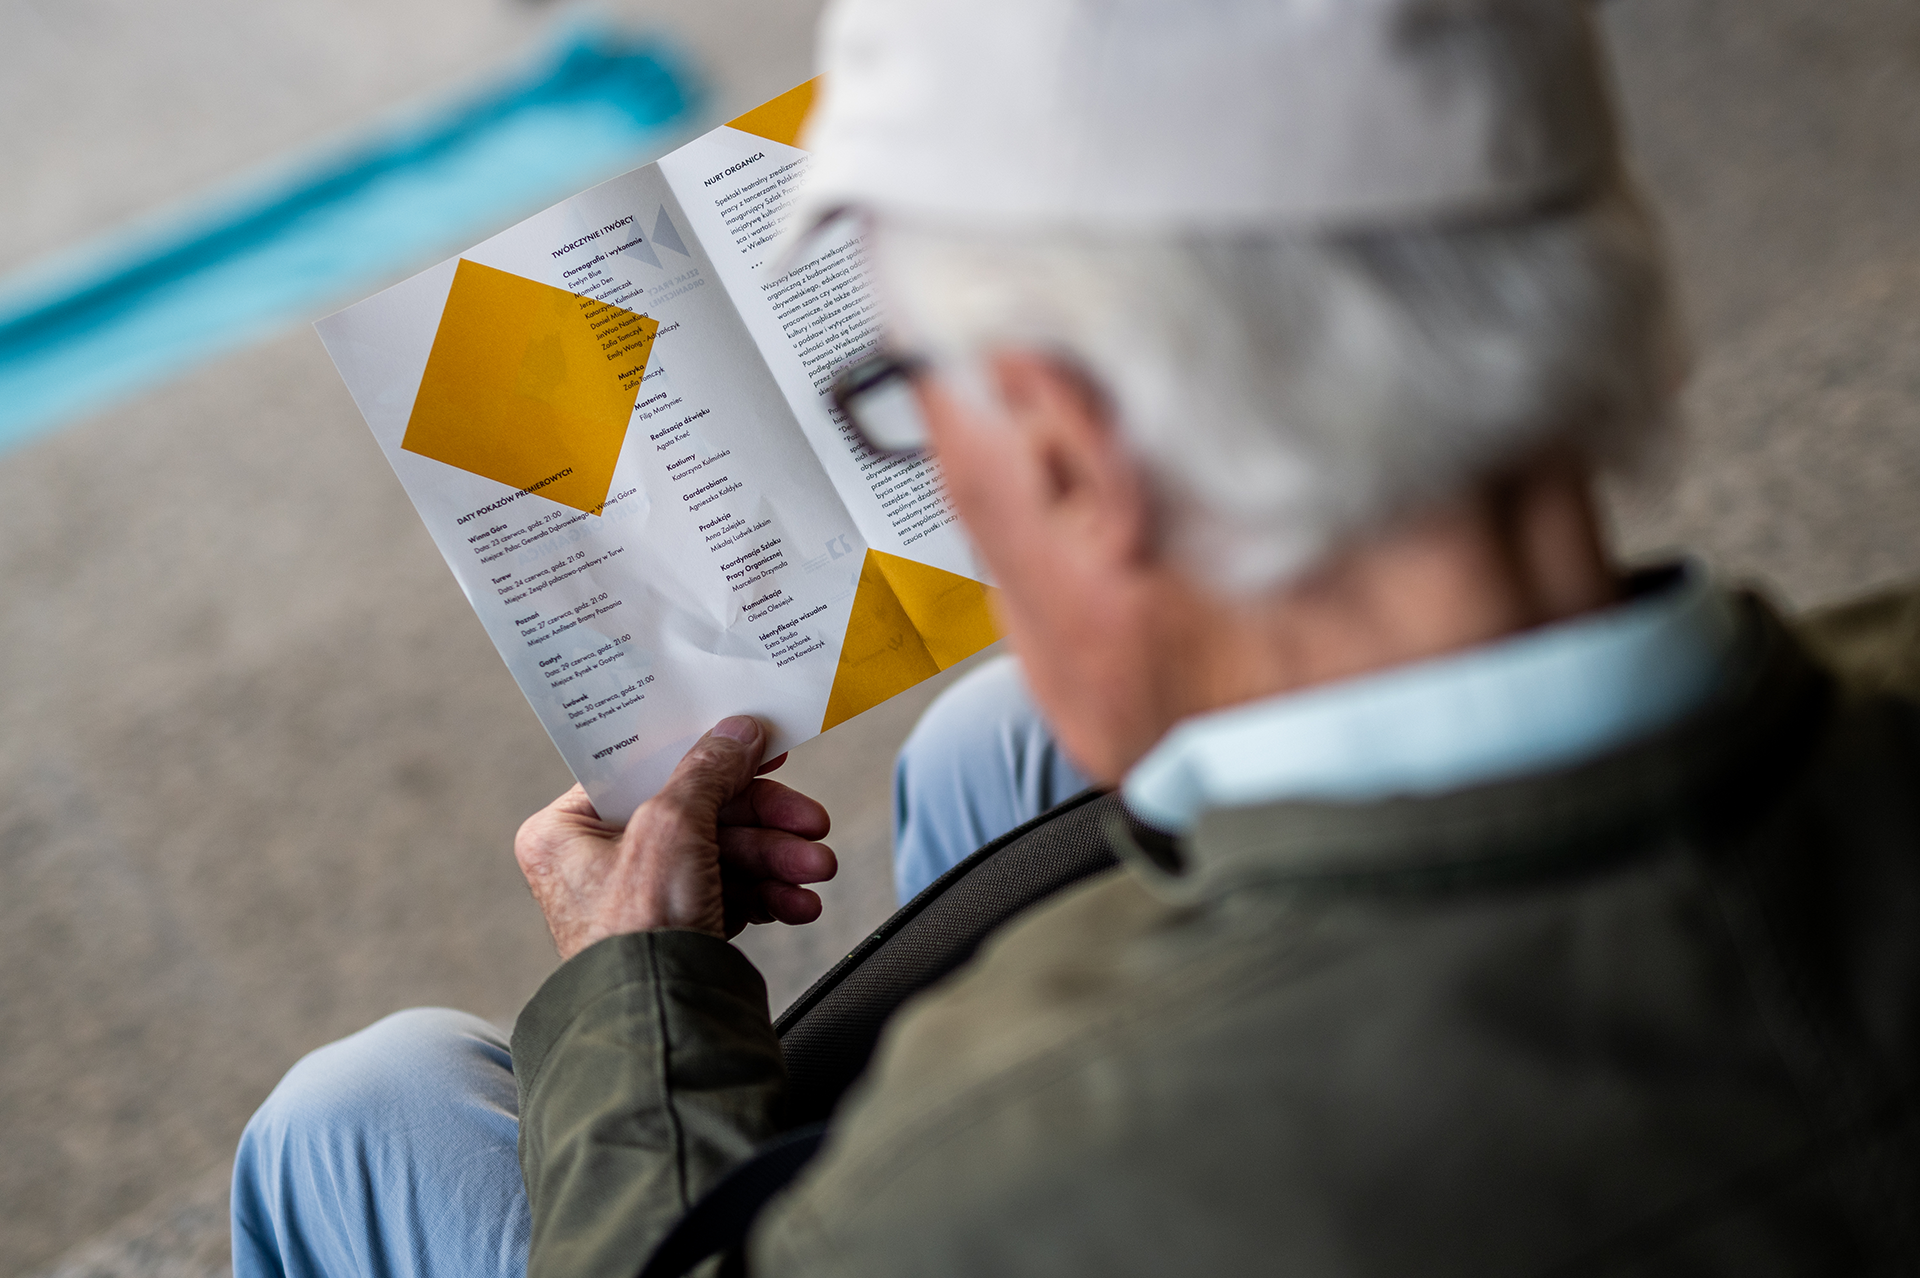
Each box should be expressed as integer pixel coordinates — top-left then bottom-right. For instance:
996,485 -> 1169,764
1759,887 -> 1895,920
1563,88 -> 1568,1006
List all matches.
402,259 -> 658,516
873,549 -> 1002,670
821,549 -> 1000,732
726,78 -> 818,149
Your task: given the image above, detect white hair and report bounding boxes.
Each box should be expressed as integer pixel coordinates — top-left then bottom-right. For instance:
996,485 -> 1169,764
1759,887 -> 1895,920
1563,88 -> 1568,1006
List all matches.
872,184 -> 1686,593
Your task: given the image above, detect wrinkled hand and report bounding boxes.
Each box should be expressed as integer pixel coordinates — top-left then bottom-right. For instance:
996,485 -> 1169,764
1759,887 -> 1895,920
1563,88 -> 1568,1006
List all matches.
514,716 -> 836,958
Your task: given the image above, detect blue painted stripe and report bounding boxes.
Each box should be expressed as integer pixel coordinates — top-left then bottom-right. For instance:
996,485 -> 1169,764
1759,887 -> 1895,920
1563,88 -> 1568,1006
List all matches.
0,27 -> 701,454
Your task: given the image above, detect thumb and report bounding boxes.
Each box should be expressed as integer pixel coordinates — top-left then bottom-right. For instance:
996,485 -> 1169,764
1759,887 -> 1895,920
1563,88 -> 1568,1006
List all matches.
652,716 -> 766,826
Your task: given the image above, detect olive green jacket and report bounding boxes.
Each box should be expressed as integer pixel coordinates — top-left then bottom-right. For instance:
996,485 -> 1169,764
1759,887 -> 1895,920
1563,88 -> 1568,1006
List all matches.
514,586 -> 1920,1276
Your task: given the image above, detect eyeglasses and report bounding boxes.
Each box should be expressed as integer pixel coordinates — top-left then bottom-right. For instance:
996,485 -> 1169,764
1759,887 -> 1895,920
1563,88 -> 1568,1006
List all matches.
829,350 -> 930,456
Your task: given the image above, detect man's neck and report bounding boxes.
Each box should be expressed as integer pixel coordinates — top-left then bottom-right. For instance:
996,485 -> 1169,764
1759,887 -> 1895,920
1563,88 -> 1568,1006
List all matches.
1155,460 -> 1620,724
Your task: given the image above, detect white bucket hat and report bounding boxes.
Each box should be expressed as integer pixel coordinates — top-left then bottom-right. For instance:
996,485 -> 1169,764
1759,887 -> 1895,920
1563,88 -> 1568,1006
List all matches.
790,0 -> 1622,239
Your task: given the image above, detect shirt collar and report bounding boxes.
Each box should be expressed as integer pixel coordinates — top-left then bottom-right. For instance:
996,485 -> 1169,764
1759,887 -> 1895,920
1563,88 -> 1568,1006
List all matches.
1122,564 -> 1738,832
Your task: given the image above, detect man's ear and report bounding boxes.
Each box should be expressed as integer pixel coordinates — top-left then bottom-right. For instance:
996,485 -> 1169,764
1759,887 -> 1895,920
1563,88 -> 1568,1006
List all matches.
987,351 -> 1154,563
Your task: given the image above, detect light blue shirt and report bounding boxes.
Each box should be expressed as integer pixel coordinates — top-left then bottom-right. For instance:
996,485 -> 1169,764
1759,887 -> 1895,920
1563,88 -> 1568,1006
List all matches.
1122,566 -> 1739,832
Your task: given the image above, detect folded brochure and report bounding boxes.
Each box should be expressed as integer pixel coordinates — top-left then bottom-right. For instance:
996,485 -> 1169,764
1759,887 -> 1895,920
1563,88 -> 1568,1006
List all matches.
316,80 -> 998,822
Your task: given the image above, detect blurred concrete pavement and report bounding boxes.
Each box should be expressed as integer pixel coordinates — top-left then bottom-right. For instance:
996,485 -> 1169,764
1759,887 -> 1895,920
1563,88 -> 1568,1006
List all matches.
2,0 -> 1917,1274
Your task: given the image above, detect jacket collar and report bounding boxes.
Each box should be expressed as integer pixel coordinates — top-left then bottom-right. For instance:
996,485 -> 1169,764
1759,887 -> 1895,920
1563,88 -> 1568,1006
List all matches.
1113,592 -> 1832,904
1122,563 -> 1736,830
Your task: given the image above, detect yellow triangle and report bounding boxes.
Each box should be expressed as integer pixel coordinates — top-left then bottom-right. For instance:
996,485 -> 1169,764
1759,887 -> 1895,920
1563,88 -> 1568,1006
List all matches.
725,78 -> 818,149
402,259 -> 658,516
821,550 -> 1000,732
870,550 -> 1001,670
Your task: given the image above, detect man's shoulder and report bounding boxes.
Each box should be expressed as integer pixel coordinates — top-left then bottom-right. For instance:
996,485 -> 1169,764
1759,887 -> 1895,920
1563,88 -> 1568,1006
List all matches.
757,866 -> 1324,1275
829,866 -> 1230,1138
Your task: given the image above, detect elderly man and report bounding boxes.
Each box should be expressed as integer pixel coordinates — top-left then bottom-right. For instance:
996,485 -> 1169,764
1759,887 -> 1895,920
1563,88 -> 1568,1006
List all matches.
233,0 -> 1920,1275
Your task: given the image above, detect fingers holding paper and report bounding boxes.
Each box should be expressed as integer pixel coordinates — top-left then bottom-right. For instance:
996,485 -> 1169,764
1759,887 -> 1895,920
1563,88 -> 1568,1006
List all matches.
719,773 -> 836,930
514,716 -> 835,958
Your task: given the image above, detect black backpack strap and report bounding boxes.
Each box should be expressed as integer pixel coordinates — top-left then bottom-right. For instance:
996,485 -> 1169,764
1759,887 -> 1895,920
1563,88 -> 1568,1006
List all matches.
774,788 -> 1121,1125
637,1122 -> 828,1278
636,788 -> 1124,1278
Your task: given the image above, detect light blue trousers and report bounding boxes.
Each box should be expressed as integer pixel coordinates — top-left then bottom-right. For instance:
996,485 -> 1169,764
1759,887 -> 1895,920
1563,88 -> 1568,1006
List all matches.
233,655 -> 1085,1278
890,655 -> 1091,904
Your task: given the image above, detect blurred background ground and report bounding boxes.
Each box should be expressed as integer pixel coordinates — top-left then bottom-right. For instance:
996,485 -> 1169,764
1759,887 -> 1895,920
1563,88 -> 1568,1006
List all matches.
0,0 -> 1916,1274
